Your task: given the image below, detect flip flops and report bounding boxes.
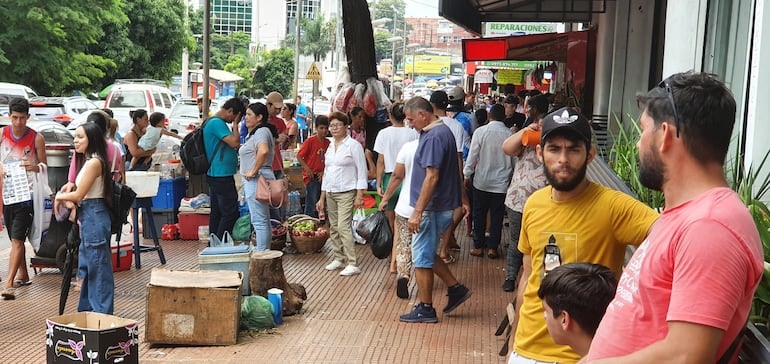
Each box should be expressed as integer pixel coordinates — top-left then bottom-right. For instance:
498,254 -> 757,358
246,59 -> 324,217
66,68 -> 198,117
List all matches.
1,287 -> 16,300
12,280 -> 32,288
442,255 -> 456,264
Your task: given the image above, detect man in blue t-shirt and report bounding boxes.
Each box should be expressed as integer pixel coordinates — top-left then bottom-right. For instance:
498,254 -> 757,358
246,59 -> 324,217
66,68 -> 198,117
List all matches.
399,97 -> 471,324
203,97 -> 245,240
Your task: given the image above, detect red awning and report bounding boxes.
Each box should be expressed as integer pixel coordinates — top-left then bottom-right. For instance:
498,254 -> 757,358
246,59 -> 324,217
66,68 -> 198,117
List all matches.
462,32 -> 580,63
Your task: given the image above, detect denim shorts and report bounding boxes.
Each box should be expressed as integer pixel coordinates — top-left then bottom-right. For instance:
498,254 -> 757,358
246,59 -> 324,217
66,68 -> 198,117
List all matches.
411,210 -> 454,268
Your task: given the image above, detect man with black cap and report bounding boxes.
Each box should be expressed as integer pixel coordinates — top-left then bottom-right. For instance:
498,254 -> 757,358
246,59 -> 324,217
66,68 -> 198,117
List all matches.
503,95 -> 526,131
507,107 -> 658,364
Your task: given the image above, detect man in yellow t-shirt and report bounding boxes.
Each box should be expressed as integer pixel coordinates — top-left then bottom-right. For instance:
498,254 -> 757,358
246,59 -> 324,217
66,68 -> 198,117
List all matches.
507,107 -> 659,364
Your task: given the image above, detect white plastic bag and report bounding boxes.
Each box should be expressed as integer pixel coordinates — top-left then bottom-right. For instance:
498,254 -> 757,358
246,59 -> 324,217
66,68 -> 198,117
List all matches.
29,163 -> 53,251
351,208 -> 366,244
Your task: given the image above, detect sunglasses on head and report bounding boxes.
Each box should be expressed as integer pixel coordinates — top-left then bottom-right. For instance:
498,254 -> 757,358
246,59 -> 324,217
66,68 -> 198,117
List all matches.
657,78 -> 681,138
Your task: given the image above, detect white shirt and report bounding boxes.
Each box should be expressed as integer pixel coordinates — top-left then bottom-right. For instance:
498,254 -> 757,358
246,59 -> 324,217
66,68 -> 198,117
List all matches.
440,116 -> 470,154
394,140 -> 419,218
321,135 -> 368,193
463,120 -> 515,193
373,126 -> 418,173
138,125 -> 162,151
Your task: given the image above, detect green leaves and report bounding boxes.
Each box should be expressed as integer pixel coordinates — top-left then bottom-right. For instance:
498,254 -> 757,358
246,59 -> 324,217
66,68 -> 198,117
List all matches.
607,114 -> 664,209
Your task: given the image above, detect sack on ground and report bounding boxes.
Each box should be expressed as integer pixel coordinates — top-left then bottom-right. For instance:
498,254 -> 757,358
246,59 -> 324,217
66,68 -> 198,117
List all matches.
110,181 -> 137,234
355,211 -> 393,259
351,208 -> 367,244
240,295 -> 276,331
232,214 -> 252,242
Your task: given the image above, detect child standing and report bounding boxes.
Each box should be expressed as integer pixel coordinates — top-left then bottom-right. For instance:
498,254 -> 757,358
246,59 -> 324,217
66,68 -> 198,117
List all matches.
295,115 -> 330,218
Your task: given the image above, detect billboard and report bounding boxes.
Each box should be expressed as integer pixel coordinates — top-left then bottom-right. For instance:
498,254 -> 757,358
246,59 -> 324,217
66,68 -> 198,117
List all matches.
404,55 -> 451,75
484,22 -> 562,37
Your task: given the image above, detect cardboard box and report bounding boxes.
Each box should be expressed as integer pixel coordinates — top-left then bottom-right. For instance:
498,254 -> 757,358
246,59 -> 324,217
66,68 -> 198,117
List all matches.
46,312 -> 138,364
145,269 -> 242,345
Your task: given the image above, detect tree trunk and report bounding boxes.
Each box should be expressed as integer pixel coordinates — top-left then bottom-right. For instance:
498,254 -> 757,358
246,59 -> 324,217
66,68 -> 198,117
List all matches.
249,250 -> 307,316
342,0 -> 377,83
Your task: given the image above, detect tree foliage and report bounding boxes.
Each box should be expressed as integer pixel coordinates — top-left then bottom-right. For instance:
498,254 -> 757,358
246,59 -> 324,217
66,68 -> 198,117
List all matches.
252,48 -> 294,97
0,0 -> 127,95
284,15 -> 335,62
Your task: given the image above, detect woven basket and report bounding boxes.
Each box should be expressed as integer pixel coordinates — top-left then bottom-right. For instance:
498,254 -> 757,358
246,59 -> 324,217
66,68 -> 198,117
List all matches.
288,216 -> 327,254
270,219 -> 287,250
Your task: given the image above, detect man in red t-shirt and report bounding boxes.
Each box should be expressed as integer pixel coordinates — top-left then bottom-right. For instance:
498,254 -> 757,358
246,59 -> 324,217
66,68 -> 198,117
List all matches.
296,115 -> 330,218
266,91 -> 289,176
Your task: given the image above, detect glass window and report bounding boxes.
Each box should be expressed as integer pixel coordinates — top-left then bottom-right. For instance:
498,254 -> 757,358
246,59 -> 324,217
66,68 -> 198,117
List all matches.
108,91 -> 146,108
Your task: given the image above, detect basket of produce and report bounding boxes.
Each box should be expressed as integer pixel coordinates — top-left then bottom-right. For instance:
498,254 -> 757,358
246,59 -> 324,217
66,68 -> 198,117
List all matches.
271,219 -> 288,251
287,215 -> 329,254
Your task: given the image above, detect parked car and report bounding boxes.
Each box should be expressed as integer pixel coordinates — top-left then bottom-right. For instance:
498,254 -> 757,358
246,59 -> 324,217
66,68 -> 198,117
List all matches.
0,82 -> 38,116
167,97 -> 220,136
28,97 -> 100,126
104,83 -> 177,135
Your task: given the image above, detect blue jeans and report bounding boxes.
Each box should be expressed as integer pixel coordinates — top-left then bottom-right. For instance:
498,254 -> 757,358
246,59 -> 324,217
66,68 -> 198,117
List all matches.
77,199 -> 114,314
243,172 -> 273,251
504,208 -> 524,281
472,188 -> 506,250
207,175 -> 239,240
304,179 -> 321,218
411,210 -> 454,268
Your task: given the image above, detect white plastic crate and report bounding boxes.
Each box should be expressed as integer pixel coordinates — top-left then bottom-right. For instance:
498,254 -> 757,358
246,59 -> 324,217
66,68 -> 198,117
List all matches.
125,171 -> 160,197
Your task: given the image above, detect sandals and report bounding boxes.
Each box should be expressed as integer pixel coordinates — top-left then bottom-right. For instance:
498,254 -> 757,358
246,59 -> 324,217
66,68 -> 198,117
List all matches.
12,280 -> 31,288
442,255 -> 456,264
1,287 -> 16,300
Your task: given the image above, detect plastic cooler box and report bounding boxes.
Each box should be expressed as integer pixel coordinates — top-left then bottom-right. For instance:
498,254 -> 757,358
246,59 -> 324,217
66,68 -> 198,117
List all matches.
111,241 -> 133,272
178,212 -> 210,240
152,176 -> 186,209
198,245 -> 251,295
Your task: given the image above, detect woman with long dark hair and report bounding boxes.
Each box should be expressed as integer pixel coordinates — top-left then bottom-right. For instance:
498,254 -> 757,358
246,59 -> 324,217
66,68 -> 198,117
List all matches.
239,103 -> 278,251
55,122 -> 115,314
122,109 -> 155,171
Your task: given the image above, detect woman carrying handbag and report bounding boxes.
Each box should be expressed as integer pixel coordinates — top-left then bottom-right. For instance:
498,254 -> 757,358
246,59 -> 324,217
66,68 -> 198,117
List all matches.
239,103 -> 278,251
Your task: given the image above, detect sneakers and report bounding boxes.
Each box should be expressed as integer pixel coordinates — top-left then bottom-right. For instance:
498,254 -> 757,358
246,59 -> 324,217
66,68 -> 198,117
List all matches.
325,260 -> 345,271
339,265 -> 361,276
444,284 -> 471,313
469,248 -> 483,257
399,303 -> 438,323
396,276 -> 409,299
502,279 -> 516,292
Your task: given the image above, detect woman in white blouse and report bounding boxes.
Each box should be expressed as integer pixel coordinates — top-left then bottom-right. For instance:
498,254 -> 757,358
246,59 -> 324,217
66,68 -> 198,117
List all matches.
316,111 -> 368,276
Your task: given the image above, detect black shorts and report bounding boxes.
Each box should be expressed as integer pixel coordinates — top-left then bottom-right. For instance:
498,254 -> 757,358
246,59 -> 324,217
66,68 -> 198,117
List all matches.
3,201 -> 33,241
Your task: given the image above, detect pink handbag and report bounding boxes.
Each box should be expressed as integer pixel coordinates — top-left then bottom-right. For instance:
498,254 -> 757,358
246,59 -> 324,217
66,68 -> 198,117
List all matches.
256,176 -> 289,208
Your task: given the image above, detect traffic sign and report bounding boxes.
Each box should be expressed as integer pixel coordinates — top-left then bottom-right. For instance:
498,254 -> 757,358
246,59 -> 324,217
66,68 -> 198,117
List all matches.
306,62 -> 322,80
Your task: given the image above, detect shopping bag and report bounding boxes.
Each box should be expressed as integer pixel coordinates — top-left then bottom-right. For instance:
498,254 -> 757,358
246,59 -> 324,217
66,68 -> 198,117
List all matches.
232,214 -> 252,242
29,163 -> 53,251
355,211 -> 393,259
210,231 -> 236,247
351,208 -> 366,244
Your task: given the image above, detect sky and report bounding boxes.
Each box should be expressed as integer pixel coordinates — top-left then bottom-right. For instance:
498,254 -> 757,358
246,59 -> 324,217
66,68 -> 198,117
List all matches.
404,0 -> 439,17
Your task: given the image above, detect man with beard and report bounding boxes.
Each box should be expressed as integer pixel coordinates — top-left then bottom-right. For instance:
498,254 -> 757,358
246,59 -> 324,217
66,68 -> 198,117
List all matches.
584,73 -> 763,363
507,107 -> 659,364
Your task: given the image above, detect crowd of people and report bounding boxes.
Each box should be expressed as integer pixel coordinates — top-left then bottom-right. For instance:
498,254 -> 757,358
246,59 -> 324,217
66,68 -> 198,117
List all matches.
0,71 -> 764,363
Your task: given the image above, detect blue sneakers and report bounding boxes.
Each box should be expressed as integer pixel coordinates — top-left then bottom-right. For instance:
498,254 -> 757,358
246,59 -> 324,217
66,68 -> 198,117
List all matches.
399,303 -> 438,323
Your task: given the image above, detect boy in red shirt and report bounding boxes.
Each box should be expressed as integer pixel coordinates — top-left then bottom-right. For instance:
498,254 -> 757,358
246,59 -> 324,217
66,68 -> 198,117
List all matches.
296,115 -> 330,218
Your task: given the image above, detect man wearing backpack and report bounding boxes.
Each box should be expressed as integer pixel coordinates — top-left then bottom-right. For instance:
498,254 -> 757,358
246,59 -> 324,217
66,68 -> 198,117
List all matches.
203,97 -> 246,240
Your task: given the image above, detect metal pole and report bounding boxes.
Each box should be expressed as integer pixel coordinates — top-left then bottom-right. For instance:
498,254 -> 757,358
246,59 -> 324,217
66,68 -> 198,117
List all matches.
390,40 -> 397,100
181,0 -> 189,98
293,0 -> 303,100
203,0 -> 211,116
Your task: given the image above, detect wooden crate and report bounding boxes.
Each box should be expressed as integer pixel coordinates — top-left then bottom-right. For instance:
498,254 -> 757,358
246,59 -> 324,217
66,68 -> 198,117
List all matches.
145,269 -> 242,345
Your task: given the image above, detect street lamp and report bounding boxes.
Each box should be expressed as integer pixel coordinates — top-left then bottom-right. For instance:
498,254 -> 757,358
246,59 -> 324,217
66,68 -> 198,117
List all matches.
387,36 -> 403,99
406,43 -> 421,83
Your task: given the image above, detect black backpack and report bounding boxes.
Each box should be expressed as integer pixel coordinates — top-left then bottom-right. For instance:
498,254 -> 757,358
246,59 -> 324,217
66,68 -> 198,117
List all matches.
180,117 -> 224,175
110,181 -> 137,234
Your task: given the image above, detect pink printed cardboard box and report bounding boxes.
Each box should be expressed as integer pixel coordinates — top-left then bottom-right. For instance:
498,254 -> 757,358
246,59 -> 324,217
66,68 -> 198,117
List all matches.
46,312 -> 138,364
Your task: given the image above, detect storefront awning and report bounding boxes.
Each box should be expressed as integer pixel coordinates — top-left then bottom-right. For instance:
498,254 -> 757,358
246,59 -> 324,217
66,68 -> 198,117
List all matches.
462,32 -> 576,63
439,0 -> 610,35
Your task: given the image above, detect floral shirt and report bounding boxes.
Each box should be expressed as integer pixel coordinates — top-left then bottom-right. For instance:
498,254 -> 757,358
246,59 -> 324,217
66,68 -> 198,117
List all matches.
504,146 -> 547,212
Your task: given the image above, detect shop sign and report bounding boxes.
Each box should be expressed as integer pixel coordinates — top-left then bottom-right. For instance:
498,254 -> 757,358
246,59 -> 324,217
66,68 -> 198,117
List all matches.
404,55 -> 451,75
497,69 -> 524,85
474,69 -> 494,83
484,22 -> 561,37
478,60 -> 543,70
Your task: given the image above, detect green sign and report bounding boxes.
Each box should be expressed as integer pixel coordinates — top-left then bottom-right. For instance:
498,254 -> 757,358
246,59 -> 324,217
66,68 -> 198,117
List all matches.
481,60 -> 543,70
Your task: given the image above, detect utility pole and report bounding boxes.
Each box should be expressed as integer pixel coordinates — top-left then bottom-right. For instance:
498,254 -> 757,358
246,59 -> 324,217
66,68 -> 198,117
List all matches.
293,0 -> 303,100
181,0 -> 189,98
202,0 -> 211,116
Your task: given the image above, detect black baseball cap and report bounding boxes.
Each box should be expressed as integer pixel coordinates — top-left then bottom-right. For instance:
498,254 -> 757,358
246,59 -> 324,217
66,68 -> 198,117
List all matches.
540,107 -> 592,145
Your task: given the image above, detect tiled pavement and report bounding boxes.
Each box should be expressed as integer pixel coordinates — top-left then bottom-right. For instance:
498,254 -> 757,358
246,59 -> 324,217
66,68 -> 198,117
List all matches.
0,222 -> 514,363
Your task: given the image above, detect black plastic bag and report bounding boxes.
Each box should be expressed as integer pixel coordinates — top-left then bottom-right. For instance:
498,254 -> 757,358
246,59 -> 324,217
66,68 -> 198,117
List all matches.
355,211 -> 393,259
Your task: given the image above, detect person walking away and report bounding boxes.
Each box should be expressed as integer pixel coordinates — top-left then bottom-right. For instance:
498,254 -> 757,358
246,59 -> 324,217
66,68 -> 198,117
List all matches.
507,107 -> 658,364
463,104 -> 514,259
316,112 -> 368,276
296,115 -> 330,218
374,102 -> 418,272
500,94 -> 550,292
239,103 -> 278,251
399,97 -> 471,323
54,123 -> 114,313
0,98 -> 46,300
585,72 -> 764,363
131,112 -> 182,169
122,109 -> 155,171
379,138 -> 420,299
203,97 -> 245,240
280,103 -> 299,150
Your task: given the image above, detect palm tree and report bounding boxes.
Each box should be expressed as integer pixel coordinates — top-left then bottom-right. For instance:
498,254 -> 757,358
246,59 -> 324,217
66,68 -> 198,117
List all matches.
284,15 -> 335,97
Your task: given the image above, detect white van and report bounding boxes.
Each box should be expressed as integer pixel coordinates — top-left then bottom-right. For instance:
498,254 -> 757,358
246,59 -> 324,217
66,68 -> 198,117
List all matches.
0,82 -> 38,115
104,83 -> 177,134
